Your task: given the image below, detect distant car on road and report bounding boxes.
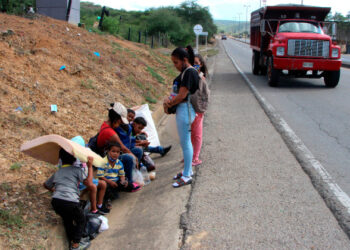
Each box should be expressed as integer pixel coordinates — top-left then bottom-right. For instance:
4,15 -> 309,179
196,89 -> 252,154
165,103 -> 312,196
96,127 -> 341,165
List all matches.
221,35 -> 227,40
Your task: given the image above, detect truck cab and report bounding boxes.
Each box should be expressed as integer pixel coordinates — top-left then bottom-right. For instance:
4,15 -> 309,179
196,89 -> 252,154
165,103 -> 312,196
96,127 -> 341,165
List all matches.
250,5 -> 341,87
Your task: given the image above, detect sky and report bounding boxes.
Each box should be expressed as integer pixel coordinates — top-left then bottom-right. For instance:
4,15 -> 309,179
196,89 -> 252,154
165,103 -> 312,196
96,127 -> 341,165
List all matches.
87,0 -> 349,21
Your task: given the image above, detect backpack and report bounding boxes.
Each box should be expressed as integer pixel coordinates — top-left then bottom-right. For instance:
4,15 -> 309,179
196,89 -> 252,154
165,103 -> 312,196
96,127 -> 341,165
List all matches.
190,75 -> 210,113
179,67 -> 210,114
87,126 -> 109,157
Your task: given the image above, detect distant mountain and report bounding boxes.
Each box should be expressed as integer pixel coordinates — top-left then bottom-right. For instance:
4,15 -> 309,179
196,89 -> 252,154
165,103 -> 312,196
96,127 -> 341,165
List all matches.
214,19 -> 248,34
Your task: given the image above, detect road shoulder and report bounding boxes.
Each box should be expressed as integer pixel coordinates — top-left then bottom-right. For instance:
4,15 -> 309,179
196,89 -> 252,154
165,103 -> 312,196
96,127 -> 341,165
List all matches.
181,41 -> 349,249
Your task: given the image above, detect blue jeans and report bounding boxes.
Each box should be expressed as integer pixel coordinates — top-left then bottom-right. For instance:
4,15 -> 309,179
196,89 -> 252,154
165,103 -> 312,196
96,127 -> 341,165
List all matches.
176,102 -> 195,177
119,153 -> 136,183
119,148 -> 143,183
146,146 -> 164,154
131,147 -> 143,163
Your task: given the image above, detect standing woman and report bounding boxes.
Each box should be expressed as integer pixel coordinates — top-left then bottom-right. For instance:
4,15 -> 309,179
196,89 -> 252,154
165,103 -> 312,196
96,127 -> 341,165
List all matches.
191,54 -> 208,166
164,46 -> 199,188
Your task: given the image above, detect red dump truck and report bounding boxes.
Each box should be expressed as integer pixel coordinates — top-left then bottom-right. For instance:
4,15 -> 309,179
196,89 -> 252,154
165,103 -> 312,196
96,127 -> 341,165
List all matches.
250,5 -> 341,87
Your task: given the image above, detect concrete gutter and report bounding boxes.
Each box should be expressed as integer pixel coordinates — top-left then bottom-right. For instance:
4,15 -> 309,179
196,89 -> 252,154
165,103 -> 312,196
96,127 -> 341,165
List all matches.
341,55 -> 350,69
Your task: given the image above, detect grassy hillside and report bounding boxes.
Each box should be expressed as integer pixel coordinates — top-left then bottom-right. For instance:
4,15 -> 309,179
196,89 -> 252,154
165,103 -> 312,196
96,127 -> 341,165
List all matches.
0,13 -> 176,249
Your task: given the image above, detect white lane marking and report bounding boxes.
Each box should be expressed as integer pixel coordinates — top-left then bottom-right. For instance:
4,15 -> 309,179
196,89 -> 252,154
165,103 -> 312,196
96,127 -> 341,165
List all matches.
223,42 -> 350,215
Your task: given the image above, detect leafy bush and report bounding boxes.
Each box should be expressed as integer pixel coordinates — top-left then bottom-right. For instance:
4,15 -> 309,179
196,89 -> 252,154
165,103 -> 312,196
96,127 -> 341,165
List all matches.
81,1 -> 217,47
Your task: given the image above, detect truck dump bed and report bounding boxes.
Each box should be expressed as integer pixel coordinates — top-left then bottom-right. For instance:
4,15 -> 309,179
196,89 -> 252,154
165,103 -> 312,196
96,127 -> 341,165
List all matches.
250,5 -> 331,51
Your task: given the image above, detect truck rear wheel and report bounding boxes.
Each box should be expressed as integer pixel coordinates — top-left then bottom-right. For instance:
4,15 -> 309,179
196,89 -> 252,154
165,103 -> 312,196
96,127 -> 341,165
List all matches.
252,51 -> 260,75
267,57 -> 280,87
324,70 -> 340,88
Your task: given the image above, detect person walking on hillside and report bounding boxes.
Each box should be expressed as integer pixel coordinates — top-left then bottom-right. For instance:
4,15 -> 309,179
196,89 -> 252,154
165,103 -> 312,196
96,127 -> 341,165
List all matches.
163,46 -> 199,188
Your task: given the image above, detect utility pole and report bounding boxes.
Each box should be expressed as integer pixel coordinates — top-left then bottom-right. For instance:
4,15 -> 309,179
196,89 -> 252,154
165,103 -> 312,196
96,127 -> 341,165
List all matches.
244,5 -> 250,43
238,13 -> 242,36
232,16 -> 235,35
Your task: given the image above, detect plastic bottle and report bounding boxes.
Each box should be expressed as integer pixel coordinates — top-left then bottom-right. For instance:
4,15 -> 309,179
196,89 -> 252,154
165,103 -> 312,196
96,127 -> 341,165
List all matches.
140,166 -> 151,185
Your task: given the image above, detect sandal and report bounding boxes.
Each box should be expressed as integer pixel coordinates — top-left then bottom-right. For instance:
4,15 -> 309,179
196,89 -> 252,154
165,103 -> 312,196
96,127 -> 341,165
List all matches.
131,183 -> 142,192
173,172 -> 183,180
192,159 -> 202,166
172,177 -> 192,188
173,172 -> 194,180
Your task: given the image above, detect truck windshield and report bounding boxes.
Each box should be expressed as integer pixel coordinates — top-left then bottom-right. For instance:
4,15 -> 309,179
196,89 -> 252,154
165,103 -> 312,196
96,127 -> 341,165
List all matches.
278,22 -> 322,34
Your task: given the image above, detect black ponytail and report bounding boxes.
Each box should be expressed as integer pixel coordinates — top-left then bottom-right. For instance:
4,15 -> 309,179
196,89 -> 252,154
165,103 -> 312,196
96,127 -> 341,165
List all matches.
186,45 -> 195,65
171,45 -> 195,65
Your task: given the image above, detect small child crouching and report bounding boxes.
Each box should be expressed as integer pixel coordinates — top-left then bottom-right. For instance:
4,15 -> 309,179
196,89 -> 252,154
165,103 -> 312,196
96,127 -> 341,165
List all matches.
44,149 -> 93,250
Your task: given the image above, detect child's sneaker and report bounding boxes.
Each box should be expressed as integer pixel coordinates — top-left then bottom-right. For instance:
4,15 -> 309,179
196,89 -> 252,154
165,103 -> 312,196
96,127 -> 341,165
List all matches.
97,204 -> 110,215
70,239 -> 91,250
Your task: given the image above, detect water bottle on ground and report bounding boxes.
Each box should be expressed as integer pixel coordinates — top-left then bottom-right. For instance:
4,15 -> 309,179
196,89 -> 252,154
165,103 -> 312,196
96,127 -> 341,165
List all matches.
140,165 -> 151,185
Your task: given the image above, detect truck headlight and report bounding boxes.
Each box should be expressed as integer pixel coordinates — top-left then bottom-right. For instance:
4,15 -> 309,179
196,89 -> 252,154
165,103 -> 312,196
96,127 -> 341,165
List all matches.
276,47 -> 285,56
331,48 -> 339,58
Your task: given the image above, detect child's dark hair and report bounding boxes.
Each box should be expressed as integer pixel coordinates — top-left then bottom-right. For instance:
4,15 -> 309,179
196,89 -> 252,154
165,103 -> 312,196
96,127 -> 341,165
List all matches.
106,142 -> 121,151
108,103 -> 122,124
133,117 -> 147,127
59,148 -> 76,165
171,45 -> 195,66
127,109 -> 135,115
195,54 -> 208,78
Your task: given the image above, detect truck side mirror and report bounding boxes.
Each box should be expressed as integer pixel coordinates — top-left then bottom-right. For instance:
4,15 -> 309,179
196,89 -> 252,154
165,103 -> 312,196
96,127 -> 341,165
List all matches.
332,22 -> 337,40
260,20 -> 266,36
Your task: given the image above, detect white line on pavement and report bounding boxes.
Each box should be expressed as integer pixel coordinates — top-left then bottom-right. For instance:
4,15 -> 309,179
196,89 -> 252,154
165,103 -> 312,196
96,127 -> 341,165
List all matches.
222,41 -> 350,237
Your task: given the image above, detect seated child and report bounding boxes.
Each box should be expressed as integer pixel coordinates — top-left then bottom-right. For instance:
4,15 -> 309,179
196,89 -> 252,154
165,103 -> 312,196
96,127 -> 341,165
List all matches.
71,136 -> 109,215
127,109 -> 136,123
78,170 -> 109,215
132,117 -> 172,157
97,142 -> 139,205
44,149 -> 93,250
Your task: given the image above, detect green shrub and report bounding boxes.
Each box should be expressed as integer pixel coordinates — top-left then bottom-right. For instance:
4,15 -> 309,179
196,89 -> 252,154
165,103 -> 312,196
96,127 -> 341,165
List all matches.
145,95 -> 157,104
146,66 -> 164,84
0,209 -> 24,229
81,79 -> 96,89
10,162 -> 22,171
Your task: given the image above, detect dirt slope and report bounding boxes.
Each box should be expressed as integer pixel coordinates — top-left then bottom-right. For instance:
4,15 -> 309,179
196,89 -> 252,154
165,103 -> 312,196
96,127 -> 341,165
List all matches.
0,13 -> 175,249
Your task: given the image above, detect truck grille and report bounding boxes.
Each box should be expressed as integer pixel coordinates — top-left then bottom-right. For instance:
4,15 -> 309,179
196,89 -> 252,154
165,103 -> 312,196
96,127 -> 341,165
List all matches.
287,40 -> 329,57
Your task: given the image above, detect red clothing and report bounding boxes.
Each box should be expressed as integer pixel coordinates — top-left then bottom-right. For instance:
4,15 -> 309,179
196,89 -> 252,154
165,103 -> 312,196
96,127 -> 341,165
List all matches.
97,122 -> 116,148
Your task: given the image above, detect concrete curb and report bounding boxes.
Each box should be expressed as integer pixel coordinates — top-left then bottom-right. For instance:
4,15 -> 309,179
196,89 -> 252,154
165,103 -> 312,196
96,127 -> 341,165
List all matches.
179,44 -> 218,249
342,62 -> 350,69
223,41 -> 350,239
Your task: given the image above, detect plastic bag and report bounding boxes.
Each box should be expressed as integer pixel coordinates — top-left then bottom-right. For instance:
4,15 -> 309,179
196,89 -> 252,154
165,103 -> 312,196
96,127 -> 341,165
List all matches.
84,213 -> 102,240
140,166 -> 151,185
142,154 -> 155,171
98,215 -> 109,232
132,167 -> 144,186
134,104 -> 160,147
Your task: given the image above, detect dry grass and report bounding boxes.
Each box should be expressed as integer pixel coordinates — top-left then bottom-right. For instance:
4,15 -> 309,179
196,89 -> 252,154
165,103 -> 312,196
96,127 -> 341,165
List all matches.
0,13 -> 175,249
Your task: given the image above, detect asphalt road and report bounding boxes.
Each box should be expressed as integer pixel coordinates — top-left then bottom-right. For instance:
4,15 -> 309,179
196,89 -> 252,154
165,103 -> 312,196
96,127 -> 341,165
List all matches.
183,41 -> 349,249
223,38 -> 350,199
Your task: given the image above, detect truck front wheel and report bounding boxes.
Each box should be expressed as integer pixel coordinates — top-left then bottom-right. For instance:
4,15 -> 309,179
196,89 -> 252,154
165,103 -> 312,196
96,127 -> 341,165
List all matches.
267,57 -> 280,87
252,51 -> 260,75
324,70 -> 340,88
